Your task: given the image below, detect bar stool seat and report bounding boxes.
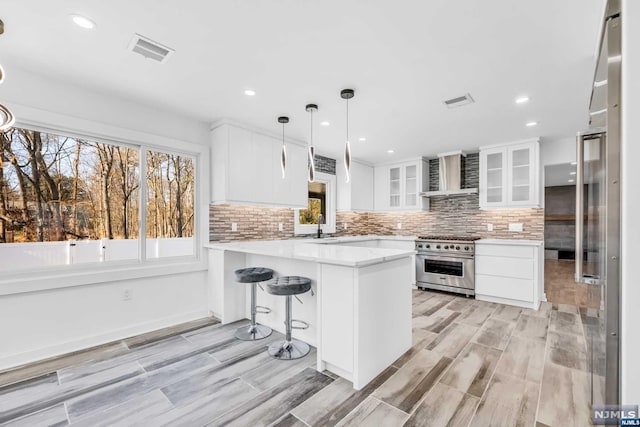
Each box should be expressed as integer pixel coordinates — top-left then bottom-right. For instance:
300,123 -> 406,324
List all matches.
235,267 -> 274,283
265,276 -> 312,296
264,276 -> 312,360
234,267 -> 274,341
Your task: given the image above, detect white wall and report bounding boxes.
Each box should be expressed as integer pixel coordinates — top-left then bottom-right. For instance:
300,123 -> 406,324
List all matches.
620,0 -> 639,406
0,69 -> 212,370
540,136 -> 576,166
0,271 -> 208,370
1,66 -> 210,145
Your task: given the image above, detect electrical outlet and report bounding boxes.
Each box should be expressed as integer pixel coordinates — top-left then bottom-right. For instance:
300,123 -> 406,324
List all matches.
397,222 -> 402,230
487,223 -> 494,231
509,223 -> 524,232
343,223 -> 348,230
123,288 -> 132,301
278,223 -> 283,232
231,223 -> 238,232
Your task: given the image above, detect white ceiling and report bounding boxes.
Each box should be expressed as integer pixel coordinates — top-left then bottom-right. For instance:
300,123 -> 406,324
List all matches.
0,1 -> 605,164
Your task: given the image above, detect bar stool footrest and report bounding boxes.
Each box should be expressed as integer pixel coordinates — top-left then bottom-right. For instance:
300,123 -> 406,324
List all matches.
291,319 -> 309,330
255,305 -> 271,314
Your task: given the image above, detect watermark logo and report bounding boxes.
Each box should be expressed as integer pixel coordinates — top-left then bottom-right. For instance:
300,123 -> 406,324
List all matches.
592,405 -> 638,425
620,418 -> 640,426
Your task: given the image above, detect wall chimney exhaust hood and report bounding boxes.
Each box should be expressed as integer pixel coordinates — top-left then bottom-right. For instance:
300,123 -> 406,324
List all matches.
421,150 -> 478,197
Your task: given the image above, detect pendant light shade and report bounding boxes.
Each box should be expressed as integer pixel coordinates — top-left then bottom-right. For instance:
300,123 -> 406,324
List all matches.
277,116 -> 289,179
305,103 -> 318,182
341,89 -> 355,183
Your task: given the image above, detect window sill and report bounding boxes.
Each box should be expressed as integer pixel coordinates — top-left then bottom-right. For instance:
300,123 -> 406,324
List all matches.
0,258 -> 208,296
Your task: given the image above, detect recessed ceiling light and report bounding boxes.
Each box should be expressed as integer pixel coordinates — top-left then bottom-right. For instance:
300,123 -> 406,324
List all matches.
515,96 -> 530,104
243,89 -> 256,96
359,137 -> 367,142
594,80 -> 608,87
570,171 -> 577,175
387,149 -> 395,154
568,179 -> 575,183
525,121 -> 538,127
320,121 -> 330,126
70,14 -> 96,29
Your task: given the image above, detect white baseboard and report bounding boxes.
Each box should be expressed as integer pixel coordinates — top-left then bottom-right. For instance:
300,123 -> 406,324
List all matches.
475,294 -> 540,310
0,309 -> 210,372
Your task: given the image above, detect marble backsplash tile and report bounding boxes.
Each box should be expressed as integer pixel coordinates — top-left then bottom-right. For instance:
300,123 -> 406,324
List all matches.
210,197 -> 544,242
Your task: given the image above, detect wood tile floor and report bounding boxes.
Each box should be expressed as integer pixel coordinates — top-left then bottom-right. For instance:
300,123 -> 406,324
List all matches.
544,259 -> 600,308
0,291 -> 595,426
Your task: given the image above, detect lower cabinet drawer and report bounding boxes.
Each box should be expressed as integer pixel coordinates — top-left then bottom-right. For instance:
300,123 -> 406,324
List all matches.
475,255 -> 534,280
475,274 -> 534,302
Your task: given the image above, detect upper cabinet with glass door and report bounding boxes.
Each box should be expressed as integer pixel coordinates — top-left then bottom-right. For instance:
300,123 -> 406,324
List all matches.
374,158 -> 429,211
479,139 -> 540,209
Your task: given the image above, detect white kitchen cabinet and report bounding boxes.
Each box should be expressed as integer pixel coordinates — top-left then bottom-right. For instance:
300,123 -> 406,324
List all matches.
474,239 -> 544,309
374,158 -> 429,211
210,123 -> 307,208
337,160 -> 374,211
479,139 -> 540,209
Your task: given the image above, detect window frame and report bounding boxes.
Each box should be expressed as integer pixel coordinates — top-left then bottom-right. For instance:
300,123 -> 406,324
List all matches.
294,172 -> 337,235
0,119 -> 204,289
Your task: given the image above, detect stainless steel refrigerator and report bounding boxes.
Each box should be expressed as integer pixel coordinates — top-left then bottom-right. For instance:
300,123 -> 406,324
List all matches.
575,0 -> 621,409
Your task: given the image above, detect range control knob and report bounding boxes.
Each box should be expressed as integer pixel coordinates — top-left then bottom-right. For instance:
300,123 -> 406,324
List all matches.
418,244 -> 423,248
425,244 -> 430,249
455,245 -> 461,250
443,245 -> 449,250
464,246 -> 470,251
436,245 -> 441,249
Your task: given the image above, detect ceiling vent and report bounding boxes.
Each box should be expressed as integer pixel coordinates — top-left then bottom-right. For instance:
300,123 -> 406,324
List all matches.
443,93 -> 475,108
127,34 -> 174,63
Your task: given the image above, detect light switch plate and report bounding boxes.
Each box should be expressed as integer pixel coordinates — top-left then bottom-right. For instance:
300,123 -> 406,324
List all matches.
509,223 -> 524,232
343,223 -> 348,230
231,223 -> 238,232
487,223 -> 493,231
397,222 -> 402,230
278,223 -> 283,232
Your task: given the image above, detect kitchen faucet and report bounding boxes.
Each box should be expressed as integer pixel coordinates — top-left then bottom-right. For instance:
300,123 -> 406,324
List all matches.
317,214 -> 324,238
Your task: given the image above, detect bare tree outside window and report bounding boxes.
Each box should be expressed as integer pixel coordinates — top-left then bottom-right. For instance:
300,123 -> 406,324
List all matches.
0,126 -> 196,270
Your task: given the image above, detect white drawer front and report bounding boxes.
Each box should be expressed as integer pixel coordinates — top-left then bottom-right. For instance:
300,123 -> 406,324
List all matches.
476,274 -> 534,302
475,244 -> 533,259
475,255 -> 534,280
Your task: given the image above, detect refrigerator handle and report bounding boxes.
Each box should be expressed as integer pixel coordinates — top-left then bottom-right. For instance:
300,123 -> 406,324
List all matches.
575,133 -> 584,282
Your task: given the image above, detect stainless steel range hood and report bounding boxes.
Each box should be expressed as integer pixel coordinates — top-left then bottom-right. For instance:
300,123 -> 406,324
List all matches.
421,151 -> 478,197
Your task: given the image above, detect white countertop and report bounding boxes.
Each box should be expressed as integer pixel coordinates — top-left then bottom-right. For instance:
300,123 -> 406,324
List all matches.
308,234 -> 416,244
205,239 -> 416,267
476,239 -> 544,246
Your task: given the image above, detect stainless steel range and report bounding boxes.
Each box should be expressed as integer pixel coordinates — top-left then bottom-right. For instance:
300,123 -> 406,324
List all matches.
415,236 -> 480,296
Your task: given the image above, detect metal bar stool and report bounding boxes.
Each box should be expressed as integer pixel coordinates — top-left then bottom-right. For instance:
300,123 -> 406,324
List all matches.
234,267 -> 274,341
264,276 -> 312,360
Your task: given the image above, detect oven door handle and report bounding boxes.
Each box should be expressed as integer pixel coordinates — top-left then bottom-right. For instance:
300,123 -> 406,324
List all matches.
418,253 -> 474,260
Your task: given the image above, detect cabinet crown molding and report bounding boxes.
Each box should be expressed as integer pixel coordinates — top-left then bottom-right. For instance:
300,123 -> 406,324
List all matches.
479,137 -> 540,151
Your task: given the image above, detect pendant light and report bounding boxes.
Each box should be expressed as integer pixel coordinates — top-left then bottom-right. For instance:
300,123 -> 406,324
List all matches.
340,89 -> 355,183
305,103 -> 318,182
277,116 -> 289,179
0,19 -> 15,133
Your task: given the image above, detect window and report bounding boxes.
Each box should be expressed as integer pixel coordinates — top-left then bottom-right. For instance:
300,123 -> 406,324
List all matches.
145,150 -> 195,258
294,172 -> 336,235
0,126 -> 196,272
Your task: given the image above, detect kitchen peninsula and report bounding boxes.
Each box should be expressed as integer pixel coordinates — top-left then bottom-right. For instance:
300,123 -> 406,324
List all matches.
205,239 -> 414,390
